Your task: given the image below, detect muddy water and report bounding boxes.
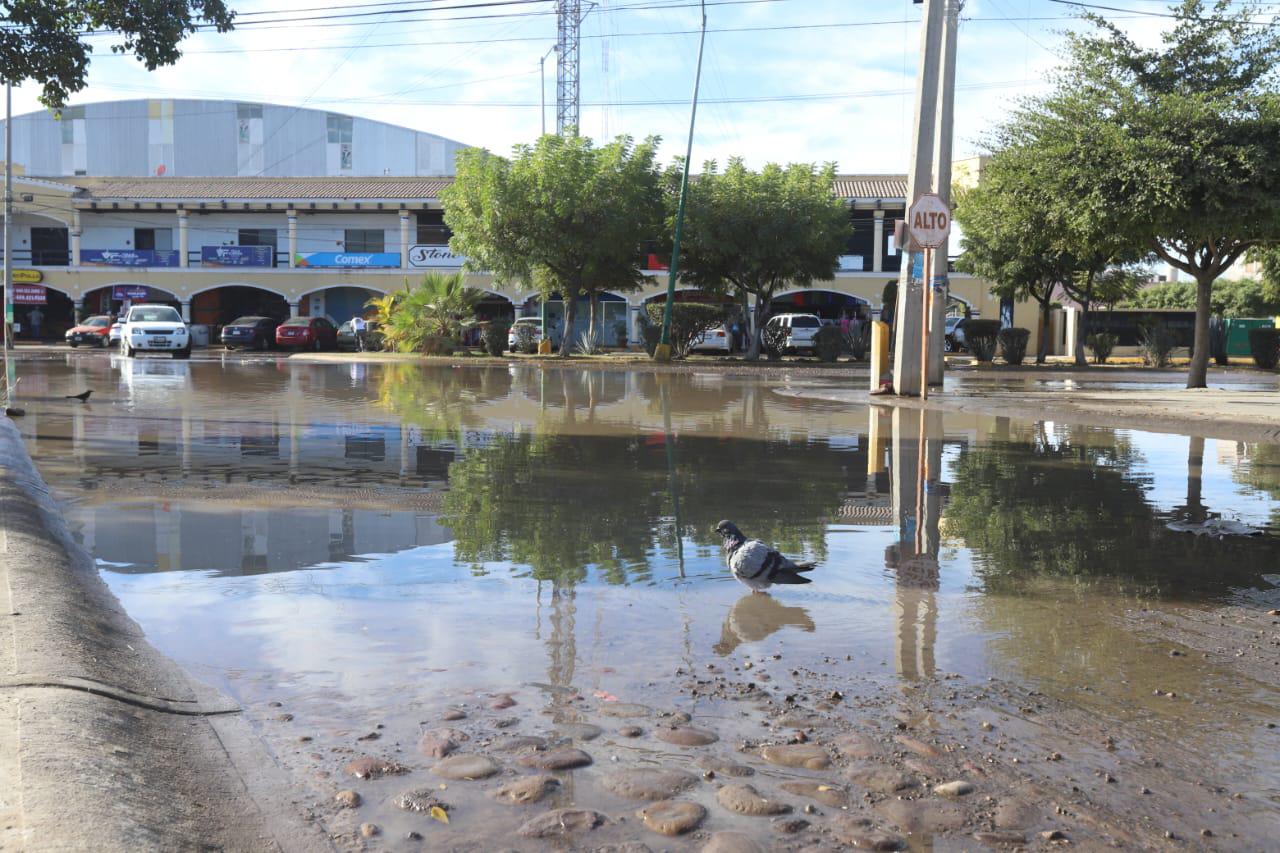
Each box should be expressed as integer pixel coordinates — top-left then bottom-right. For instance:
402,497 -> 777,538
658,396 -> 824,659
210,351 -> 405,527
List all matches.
12,353 -> 1280,850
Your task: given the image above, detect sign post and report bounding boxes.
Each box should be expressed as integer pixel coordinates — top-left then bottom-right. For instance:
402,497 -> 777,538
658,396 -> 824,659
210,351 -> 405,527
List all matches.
906,193 -> 951,400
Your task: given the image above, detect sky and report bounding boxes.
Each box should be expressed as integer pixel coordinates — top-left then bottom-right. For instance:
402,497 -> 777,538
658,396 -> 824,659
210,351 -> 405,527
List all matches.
3,0 -> 1192,175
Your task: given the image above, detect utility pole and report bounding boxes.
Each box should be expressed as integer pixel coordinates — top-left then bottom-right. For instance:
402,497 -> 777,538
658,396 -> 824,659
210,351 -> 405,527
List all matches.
3,80 -> 13,406
539,44 -> 557,137
556,0 -> 582,135
928,0 -> 963,385
892,0 -> 947,397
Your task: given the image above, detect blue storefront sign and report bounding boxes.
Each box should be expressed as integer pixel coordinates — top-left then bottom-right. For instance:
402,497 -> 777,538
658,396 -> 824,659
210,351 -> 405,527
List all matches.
81,249 -> 180,267
112,285 -> 151,301
201,245 -> 274,267
294,252 -> 401,269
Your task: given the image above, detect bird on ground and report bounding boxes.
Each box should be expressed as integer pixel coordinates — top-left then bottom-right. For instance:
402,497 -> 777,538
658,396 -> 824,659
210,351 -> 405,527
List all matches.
715,520 -> 816,592
64,390 -> 92,402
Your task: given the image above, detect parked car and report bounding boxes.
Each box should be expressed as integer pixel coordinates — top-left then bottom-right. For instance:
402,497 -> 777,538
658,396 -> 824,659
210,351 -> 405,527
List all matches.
275,316 -> 338,350
507,317 -> 558,352
108,321 -> 122,347
220,316 -> 280,350
764,313 -> 822,354
65,315 -> 114,347
119,304 -> 191,359
690,323 -> 732,353
944,315 -> 967,352
337,320 -> 383,351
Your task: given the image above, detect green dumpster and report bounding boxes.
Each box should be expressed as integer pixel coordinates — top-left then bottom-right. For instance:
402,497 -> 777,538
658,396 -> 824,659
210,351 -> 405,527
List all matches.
1224,318 -> 1277,356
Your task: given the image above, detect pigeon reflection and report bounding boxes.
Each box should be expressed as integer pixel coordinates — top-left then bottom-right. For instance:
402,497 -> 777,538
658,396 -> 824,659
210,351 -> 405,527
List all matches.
714,593 -> 816,656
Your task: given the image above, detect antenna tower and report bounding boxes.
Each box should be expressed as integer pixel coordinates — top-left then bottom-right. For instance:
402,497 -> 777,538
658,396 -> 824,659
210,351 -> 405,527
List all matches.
556,0 -> 582,135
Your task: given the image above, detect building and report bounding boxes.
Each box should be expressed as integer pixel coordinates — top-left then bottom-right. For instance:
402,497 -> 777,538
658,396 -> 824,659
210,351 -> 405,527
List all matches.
1,99 -> 1022,347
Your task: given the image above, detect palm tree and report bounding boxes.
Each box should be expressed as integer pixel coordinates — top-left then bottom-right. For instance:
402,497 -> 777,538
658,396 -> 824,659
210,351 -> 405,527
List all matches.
381,272 -> 483,353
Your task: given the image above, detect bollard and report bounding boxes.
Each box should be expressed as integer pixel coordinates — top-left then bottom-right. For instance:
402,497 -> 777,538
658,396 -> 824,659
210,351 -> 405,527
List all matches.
869,320 -> 890,392
538,338 -> 552,355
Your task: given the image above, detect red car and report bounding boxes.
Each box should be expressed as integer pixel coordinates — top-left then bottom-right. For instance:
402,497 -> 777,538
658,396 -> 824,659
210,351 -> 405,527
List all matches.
275,316 -> 338,350
65,315 -> 115,347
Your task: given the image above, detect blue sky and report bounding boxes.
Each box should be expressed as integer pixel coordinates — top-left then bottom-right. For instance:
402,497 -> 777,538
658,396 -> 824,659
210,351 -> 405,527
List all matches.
8,0 -> 1183,173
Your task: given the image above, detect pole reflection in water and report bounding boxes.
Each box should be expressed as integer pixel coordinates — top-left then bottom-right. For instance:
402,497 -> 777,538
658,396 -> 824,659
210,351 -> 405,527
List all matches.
885,406 -> 942,681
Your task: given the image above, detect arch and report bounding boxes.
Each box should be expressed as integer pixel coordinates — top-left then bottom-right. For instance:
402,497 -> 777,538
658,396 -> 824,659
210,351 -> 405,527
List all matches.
187,284 -> 291,325
188,280 -> 292,301
295,284 -> 383,325
771,287 -> 872,304
769,288 -> 871,321
640,287 -> 725,304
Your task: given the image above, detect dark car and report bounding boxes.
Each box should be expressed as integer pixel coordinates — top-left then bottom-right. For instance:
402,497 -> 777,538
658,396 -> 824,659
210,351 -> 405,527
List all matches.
336,320 -> 383,352
65,315 -> 115,347
220,316 -> 280,350
275,316 -> 338,350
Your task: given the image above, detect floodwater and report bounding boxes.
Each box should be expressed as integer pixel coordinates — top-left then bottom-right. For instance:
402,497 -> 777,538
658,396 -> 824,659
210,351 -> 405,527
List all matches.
12,353 -> 1280,850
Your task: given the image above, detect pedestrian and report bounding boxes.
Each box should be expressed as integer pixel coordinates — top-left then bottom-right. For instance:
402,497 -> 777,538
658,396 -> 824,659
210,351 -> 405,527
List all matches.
28,307 -> 44,340
351,314 -> 368,352
730,320 -> 741,353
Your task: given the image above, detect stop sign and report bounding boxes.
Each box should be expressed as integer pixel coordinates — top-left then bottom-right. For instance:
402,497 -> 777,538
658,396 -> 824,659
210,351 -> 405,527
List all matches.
908,193 -> 951,249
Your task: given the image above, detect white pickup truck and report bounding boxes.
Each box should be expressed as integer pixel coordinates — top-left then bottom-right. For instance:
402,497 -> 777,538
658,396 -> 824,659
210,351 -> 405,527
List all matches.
119,304 -> 192,359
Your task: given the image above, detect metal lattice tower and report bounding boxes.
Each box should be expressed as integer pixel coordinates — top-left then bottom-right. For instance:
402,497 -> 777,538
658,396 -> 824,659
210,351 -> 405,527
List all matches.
556,0 -> 581,135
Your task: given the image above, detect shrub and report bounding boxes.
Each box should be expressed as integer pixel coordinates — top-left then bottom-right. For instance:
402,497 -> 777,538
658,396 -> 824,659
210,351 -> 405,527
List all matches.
513,323 -> 538,354
1248,326 -> 1280,370
761,323 -> 787,360
575,330 -> 603,355
1086,332 -> 1117,364
997,327 -> 1030,366
482,321 -> 510,357
420,334 -> 456,356
1137,321 -> 1175,367
814,324 -> 842,362
963,319 -> 1001,362
613,321 -> 628,348
644,302 -> 725,359
843,324 -> 868,360
641,325 -> 661,357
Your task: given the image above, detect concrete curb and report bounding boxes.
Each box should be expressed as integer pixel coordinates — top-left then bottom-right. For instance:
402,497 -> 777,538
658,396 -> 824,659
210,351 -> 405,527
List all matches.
0,417 -> 326,851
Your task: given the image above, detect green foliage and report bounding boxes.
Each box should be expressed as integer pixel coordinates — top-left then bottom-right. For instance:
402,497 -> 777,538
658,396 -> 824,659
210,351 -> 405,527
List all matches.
380,272 -> 482,354
482,321 -> 510,357
513,323 -> 539,354
997,327 -> 1030,365
1137,321 -> 1176,367
761,323 -> 787,360
1248,327 -> 1280,369
0,1 -> 234,107
964,319 -> 1001,362
443,134 -> 663,355
575,330 -> 603,355
644,302 -> 724,359
1087,332 -> 1118,364
814,324 -> 842,362
667,159 -> 848,359
996,0 -> 1280,385
1123,278 -> 1280,317
641,325 -> 662,358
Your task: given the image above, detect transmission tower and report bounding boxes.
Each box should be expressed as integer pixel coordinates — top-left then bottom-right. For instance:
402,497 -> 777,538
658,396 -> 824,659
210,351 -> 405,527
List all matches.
556,0 -> 582,135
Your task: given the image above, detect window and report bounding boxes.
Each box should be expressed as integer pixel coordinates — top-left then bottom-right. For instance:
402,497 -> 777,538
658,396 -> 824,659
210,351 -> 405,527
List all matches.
344,229 -> 384,253
134,228 -> 173,252
238,228 -> 277,247
792,316 -> 821,328
128,306 -> 181,323
416,210 -> 452,245
326,114 -> 353,144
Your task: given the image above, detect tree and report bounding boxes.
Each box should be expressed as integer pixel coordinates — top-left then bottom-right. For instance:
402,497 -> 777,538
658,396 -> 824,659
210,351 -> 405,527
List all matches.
999,0 -> 1280,386
443,134 -> 663,356
1124,277 -> 1280,317
643,302 -> 724,359
380,272 -> 481,353
668,159 -> 848,360
0,1 -> 234,107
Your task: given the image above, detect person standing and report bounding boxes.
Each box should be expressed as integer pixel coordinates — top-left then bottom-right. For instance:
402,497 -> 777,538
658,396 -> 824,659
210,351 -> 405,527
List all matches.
351,314 -> 367,352
28,306 -> 44,341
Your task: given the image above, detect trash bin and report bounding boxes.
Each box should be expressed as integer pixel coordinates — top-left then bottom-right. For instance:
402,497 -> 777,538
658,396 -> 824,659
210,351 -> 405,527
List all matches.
188,324 -> 210,347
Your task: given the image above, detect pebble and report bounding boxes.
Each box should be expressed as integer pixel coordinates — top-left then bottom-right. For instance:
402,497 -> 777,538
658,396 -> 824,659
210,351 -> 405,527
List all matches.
406,830 -> 423,841
980,721 -> 995,731
701,830 -> 765,853
759,743 -> 831,769
557,722 -> 604,741
994,800 -> 1039,829
619,725 -> 643,737
334,790 -> 361,809
275,713 -> 294,722
696,757 -> 755,777
716,783 -> 792,816
973,831 -> 1027,845
772,818 -> 810,834
490,694 -> 517,709
1041,829 -> 1067,841
598,702 -> 653,718
418,727 -> 468,759
831,815 -> 906,851
833,733 -> 882,760
344,756 -> 408,780
431,754 -> 502,780
894,735 -> 941,758
875,799 -> 965,832
933,780 -> 975,798
780,781 -> 849,808
516,747 -> 593,770
602,768 -> 699,800
489,775 -> 560,805
637,800 -> 707,836
359,823 -> 379,838
655,725 -> 719,746
492,735 -> 548,753
356,731 -> 379,741
395,788 -> 449,813
517,808 -> 605,838
441,708 -> 467,721
846,766 -> 919,794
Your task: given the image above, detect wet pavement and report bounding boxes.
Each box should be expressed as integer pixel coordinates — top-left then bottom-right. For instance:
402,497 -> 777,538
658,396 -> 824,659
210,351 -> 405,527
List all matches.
10,351 -> 1280,850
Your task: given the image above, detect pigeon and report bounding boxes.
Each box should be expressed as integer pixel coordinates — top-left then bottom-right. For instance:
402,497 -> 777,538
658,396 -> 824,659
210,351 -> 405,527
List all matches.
65,390 -> 92,402
715,520 -> 816,591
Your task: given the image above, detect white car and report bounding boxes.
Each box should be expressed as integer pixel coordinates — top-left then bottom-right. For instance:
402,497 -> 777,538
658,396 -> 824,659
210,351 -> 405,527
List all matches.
120,304 -> 191,359
507,316 -> 556,352
764,313 -> 822,354
691,324 -> 732,353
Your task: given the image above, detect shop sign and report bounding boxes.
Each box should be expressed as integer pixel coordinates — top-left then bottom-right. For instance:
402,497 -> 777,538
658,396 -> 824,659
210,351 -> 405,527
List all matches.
112,285 -> 151,301
294,252 -> 401,269
12,269 -> 42,284
837,255 -> 865,272
201,245 -> 274,267
81,249 -> 180,267
407,244 -> 465,268
13,284 -> 47,305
